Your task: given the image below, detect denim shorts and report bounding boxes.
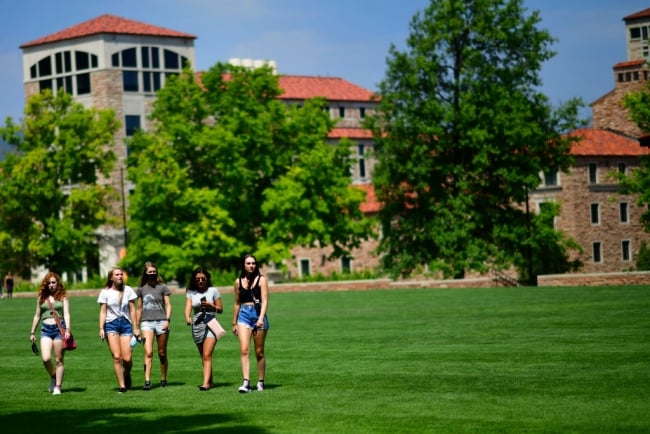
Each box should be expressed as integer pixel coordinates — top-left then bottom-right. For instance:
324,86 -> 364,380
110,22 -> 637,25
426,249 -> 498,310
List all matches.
237,304 -> 269,330
141,319 -> 169,335
41,321 -> 66,340
105,316 -> 133,337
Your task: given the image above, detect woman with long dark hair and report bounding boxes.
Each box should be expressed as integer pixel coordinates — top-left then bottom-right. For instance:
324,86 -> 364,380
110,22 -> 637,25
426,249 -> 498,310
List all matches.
232,254 -> 269,393
184,266 -> 225,391
29,272 -> 71,395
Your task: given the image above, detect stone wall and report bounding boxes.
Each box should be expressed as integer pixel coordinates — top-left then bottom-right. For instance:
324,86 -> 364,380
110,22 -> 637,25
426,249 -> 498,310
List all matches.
538,270 -> 650,286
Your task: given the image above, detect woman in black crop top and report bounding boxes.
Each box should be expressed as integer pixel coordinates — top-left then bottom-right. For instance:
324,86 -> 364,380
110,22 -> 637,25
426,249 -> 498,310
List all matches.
232,254 -> 269,393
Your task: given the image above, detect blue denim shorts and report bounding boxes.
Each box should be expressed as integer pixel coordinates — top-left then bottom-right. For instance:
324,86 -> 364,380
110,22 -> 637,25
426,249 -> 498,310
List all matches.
41,321 -> 66,340
141,319 -> 169,335
237,304 -> 269,331
105,316 -> 133,337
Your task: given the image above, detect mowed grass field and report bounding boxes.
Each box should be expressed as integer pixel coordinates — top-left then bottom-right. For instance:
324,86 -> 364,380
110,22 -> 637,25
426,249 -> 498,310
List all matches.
0,285 -> 648,433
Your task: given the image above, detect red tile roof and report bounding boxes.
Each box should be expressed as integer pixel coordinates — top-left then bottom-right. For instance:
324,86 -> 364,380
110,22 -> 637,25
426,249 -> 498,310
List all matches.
624,8 -> 650,21
20,14 -> 196,48
354,184 -> 380,214
278,76 -> 376,102
568,128 -> 650,156
328,128 -> 373,139
613,59 -> 645,69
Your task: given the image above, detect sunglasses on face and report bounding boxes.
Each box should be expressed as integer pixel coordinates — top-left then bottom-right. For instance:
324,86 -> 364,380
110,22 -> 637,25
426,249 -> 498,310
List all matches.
195,277 -> 207,281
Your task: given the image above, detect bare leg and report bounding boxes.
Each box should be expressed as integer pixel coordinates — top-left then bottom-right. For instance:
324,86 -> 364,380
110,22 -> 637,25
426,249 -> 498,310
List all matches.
253,329 -> 267,382
200,337 -> 216,388
142,330 -> 155,382
157,332 -> 169,381
237,325 -> 252,382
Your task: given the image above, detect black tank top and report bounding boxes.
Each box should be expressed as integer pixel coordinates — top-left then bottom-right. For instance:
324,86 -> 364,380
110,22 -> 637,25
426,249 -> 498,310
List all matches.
238,276 -> 262,303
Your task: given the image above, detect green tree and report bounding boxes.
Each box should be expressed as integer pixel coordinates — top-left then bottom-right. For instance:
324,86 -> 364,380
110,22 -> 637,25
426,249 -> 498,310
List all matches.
123,64 -> 372,281
366,0 -> 585,280
0,90 -> 119,278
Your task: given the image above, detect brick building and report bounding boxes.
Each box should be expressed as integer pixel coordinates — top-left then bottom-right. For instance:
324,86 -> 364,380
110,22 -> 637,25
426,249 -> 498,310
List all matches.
19,14 -> 380,279
529,7 -> 650,274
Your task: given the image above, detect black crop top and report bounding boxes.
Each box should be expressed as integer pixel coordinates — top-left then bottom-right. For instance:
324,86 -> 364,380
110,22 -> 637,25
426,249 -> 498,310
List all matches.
238,275 -> 262,303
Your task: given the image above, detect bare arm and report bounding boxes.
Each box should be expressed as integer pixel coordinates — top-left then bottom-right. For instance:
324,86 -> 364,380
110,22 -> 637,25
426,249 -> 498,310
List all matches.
184,296 -> 192,325
129,300 -> 139,337
99,304 -> 107,340
62,297 -> 71,337
164,294 -> 172,324
232,279 -> 241,330
257,276 -> 269,326
29,299 -> 42,342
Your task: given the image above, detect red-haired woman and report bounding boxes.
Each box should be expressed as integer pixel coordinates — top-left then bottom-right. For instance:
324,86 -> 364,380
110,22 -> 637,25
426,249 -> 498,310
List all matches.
29,272 -> 71,395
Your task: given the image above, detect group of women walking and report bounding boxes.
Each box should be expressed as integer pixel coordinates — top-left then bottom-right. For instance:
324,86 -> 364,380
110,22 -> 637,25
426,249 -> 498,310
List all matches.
28,254 -> 269,395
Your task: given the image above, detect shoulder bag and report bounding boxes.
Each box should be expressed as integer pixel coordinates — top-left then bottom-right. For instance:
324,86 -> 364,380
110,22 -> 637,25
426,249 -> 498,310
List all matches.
46,297 -> 77,351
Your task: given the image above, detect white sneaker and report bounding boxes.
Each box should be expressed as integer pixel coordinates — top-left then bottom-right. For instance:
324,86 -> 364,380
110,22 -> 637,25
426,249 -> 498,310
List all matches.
49,377 -> 56,393
52,386 -> 61,395
238,381 -> 251,393
256,381 -> 264,391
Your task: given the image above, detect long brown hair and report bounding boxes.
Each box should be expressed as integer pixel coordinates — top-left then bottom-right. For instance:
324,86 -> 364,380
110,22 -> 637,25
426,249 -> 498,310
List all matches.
37,272 -> 67,303
104,267 -> 125,291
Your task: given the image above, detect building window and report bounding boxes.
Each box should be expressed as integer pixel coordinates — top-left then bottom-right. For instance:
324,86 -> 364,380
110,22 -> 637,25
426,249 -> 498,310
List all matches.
631,27 -> 641,39
358,144 -> 366,180
588,163 -> 597,184
620,202 -> 629,223
542,171 -> 558,186
125,115 -> 141,136
299,259 -> 311,277
341,257 -> 352,273
618,163 -> 626,174
29,50 -> 96,96
112,46 -> 187,94
122,48 -> 137,68
618,73 -> 624,83
164,49 -> 180,69
123,71 -> 139,92
338,107 -> 345,118
38,57 -> 52,77
77,73 -> 91,95
593,242 -> 602,263
622,240 -> 631,262
590,203 -> 600,224
360,107 -> 366,118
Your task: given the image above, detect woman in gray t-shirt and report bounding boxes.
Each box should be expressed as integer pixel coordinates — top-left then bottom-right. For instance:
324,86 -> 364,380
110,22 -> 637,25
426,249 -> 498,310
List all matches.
135,261 -> 172,391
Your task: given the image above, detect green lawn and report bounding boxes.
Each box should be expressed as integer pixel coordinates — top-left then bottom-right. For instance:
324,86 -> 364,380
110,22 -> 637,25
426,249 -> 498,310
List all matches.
0,285 -> 648,433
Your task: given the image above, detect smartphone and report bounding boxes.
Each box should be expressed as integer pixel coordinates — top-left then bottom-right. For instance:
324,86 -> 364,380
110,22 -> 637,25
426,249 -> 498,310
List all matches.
200,296 -> 206,302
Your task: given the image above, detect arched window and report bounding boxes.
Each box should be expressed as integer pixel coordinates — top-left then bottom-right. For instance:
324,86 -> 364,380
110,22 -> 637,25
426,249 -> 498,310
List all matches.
111,46 -> 189,93
30,50 -> 98,96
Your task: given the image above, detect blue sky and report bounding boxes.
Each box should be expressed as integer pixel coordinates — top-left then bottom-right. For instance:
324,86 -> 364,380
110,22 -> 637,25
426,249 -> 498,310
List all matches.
0,0 -> 648,123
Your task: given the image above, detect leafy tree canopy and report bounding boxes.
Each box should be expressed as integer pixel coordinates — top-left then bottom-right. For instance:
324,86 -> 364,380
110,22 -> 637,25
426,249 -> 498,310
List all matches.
122,63 -> 373,282
0,90 -> 118,277
367,0 -> 585,279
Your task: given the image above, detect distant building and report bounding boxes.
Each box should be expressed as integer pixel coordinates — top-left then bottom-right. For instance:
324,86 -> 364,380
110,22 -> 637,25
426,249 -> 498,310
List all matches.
530,7 -> 650,273
19,14 -> 380,280
19,8 -> 650,281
